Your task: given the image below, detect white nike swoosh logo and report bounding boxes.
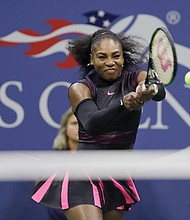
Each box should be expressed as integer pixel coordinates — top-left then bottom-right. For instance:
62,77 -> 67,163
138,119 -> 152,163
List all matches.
107,91 -> 115,95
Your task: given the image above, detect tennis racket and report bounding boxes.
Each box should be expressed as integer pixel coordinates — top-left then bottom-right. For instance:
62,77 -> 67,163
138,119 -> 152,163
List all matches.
145,27 -> 177,87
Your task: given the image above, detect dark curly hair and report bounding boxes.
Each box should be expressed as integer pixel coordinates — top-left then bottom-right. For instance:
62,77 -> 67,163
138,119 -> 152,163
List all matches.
68,28 -> 148,77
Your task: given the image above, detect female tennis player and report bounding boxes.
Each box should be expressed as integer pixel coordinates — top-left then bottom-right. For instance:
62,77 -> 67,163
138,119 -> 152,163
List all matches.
32,28 -> 166,220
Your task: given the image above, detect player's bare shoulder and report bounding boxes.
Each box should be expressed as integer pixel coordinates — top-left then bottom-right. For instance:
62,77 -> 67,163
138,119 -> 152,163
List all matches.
69,82 -> 91,97
69,82 -> 92,111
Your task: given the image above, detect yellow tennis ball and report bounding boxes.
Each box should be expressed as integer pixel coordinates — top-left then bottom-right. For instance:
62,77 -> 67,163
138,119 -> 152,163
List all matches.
185,72 -> 190,85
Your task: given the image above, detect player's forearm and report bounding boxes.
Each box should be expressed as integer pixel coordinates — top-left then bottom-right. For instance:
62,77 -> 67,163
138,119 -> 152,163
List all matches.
75,98 -> 127,135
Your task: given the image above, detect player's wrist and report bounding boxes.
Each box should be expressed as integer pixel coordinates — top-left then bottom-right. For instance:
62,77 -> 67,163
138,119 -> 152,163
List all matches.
152,84 -> 166,101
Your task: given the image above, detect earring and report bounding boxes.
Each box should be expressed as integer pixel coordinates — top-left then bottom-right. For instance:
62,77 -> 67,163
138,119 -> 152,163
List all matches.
87,63 -> 93,67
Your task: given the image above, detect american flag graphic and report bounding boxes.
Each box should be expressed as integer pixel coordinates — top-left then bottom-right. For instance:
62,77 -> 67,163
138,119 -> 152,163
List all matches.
0,10 -> 129,69
83,10 -> 119,27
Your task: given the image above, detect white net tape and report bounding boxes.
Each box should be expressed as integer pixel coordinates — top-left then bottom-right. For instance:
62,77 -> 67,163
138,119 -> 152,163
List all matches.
1,147 -> 190,181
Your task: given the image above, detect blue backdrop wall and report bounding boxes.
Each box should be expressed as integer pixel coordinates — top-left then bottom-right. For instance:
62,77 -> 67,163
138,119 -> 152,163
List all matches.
0,0 -> 189,219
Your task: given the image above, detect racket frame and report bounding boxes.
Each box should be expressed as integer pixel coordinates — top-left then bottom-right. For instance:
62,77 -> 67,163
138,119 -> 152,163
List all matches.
146,27 -> 177,87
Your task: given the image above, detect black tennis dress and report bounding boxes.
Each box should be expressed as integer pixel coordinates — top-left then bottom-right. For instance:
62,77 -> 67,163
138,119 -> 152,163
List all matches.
32,70 -> 141,213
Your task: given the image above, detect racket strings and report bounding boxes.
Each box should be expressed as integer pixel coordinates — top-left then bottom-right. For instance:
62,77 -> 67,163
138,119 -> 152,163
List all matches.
151,30 -> 175,85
